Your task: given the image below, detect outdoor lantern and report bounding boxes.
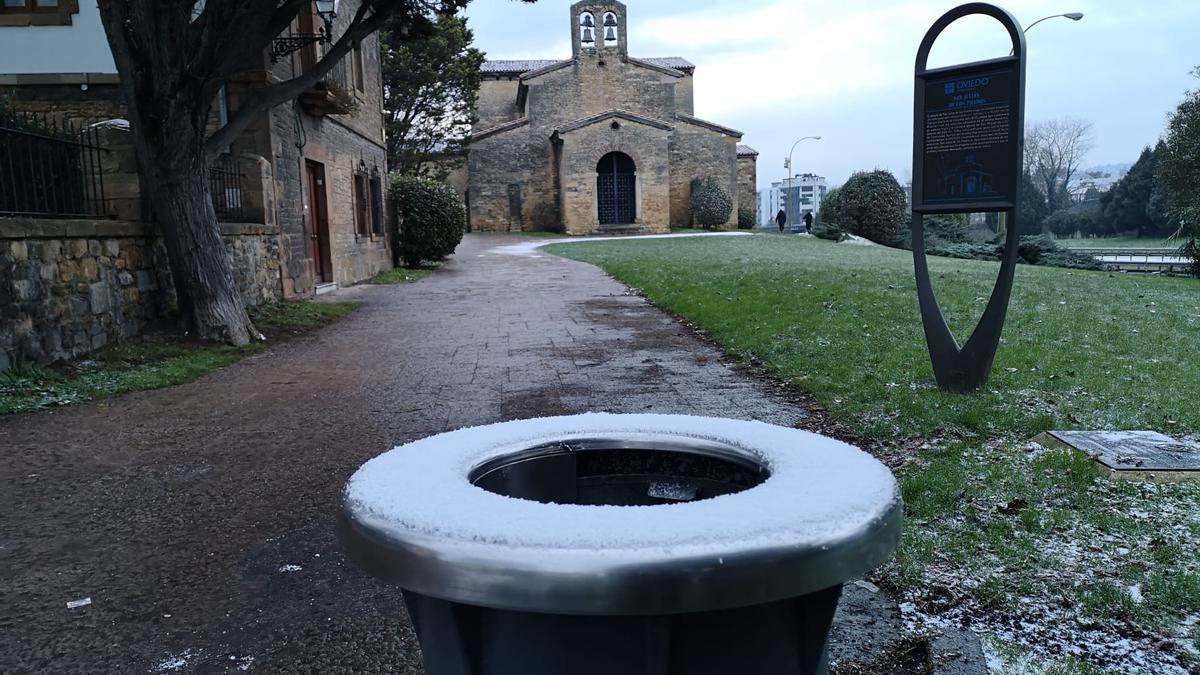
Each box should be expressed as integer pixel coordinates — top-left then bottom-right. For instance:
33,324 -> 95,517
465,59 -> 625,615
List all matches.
270,0 -> 340,62
315,0 -> 338,35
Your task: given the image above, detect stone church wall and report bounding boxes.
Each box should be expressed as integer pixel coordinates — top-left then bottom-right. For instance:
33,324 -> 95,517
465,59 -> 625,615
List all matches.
468,125 -> 557,232
476,78 -> 523,129
737,155 -> 758,223
558,121 -> 671,235
669,121 -> 740,229
524,57 -> 678,138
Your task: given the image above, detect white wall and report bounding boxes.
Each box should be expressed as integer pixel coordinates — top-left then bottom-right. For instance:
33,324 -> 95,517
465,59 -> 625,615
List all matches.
0,1 -> 116,75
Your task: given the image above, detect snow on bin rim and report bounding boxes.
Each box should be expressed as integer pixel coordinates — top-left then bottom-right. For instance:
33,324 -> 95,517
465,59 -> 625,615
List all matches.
341,413 -> 901,614
344,413 -> 897,554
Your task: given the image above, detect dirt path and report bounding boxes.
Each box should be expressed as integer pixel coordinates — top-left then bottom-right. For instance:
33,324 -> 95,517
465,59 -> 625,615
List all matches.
0,234 -> 911,674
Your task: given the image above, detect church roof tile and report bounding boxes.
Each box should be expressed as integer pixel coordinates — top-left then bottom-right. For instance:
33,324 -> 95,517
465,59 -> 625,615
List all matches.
482,57 -> 695,76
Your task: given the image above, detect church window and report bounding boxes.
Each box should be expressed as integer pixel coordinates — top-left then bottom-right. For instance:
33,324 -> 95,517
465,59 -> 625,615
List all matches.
578,12 -> 595,47
602,12 -> 618,45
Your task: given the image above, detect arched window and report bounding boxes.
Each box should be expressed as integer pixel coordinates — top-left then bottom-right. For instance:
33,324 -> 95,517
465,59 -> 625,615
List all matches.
602,12 -> 618,45
578,12 -> 595,47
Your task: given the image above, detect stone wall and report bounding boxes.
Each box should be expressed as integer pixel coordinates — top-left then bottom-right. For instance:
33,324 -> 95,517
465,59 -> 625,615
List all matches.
737,155 -> 757,223
0,218 -> 281,371
558,117 -> 671,235
668,119 -> 740,229
476,78 -> 523,129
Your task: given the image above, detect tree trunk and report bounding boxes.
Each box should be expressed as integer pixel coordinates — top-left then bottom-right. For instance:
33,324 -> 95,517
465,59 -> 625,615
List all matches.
97,0 -> 259,346
138,131 -> 260,345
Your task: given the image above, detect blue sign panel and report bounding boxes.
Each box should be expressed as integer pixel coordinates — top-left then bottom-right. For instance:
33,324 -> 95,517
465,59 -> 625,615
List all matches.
920,64 -> 1019,209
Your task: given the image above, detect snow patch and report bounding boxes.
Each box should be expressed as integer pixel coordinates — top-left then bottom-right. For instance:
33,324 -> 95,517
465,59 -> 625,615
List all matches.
278,564 -> 302,573
345,413 -> 898,557
154,650 -> 199,672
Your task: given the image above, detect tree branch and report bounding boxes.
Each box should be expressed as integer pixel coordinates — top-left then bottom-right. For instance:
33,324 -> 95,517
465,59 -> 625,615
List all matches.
204,2 -> 390,158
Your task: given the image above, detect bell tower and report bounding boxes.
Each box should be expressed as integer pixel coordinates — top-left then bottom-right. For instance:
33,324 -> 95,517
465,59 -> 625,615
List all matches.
571,1 -> 628,58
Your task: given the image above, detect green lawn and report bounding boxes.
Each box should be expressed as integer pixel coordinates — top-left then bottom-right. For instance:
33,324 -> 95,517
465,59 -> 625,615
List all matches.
549,234 -> 1200,673
0,301 -> 359,415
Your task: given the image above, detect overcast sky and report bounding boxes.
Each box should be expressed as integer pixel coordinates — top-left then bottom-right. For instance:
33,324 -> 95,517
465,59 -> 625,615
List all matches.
464,0 -> 1200,190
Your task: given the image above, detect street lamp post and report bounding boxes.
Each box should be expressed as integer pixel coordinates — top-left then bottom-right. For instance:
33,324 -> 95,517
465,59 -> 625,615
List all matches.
1011,12 -> 1083,54
784,136 -> 821,231
1024,12 -> 1083,33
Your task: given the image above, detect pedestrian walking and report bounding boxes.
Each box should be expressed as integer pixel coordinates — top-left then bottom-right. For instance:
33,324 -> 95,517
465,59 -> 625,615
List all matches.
804,211 -> 813,234
775,208 -> 787,233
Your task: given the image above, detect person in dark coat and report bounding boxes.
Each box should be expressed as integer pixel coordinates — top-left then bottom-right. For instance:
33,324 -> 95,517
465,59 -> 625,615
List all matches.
775,209 -> 787,233
803,211 -> 814,233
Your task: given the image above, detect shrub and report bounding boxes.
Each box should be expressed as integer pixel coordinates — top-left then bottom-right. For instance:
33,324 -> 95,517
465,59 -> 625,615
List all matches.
812,220 -> 844,241
925,235 -> 1102,270
836,170 -> 907,246
689,176 -> 733,228
390,175 -> 465,268
737,206 -> 756,230
925,214 -> 970,243
529,201 -> 563,233
817,187 -> 843,228
902,213 -> 970,249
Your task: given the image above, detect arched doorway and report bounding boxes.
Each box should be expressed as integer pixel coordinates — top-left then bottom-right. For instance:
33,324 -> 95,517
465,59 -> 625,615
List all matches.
596,151 -> 636,225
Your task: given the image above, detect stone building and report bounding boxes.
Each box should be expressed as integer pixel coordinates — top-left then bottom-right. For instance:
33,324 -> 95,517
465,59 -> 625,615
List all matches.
0,0 -> 391,368
468,1 -> 757,235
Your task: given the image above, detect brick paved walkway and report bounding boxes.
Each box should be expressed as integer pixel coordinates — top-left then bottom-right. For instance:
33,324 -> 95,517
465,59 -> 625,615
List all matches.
0,233 -> 904,673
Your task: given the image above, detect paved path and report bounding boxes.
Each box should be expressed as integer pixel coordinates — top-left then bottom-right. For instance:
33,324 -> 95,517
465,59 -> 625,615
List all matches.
0,233 -> 904,673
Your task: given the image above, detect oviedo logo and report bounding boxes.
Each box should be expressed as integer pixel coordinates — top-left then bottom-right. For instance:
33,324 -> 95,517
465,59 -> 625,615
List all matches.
945,77 -> 991,95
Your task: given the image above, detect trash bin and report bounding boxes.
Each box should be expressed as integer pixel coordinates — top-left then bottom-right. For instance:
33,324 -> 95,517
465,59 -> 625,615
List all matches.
340,413 -> 901,675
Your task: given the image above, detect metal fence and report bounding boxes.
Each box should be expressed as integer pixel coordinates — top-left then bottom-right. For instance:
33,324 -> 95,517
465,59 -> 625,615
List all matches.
0,110 -> 108,218
207,155 -> 244,222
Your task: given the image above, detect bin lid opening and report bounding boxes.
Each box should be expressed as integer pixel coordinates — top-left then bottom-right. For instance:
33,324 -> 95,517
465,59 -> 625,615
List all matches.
468,438 -> 770,507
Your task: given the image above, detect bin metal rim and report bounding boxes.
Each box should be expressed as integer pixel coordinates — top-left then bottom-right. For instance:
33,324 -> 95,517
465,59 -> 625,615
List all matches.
338,494 -> 901,616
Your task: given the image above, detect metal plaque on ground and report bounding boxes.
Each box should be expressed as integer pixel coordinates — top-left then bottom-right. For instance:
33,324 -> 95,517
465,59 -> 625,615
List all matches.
1037,430 -> 1200,481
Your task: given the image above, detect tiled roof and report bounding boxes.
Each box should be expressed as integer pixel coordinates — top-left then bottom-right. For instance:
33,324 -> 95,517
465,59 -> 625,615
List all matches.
641,57 -> 694,72
482,57 -> 695,75
736,144 -> 759,157
482,59 -> 565,75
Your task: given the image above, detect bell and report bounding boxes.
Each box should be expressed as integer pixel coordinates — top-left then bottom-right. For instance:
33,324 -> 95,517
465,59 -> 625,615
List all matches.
581,27 -> 594,43
604,26 -> 616,41
603,13 -> 617,26
581,14 -> 594,27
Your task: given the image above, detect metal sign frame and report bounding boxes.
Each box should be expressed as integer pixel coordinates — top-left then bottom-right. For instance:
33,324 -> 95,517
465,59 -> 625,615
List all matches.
911,2 -> 1026,393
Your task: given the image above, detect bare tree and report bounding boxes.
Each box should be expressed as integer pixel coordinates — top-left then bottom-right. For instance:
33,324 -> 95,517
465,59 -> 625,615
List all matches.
1024,117 -> 1095,213
94,0 -> 470,345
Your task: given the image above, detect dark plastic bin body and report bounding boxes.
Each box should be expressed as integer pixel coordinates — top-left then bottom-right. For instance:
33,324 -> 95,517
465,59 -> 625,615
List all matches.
404,586 -> 843,675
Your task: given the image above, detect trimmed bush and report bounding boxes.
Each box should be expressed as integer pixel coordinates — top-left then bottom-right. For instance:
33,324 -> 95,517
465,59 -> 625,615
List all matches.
926,235 -> 1102,270
529,201 -> 563,233
812,221 -> 844,241
902,213 -> 970,249
390,175 -> 465,268
836,170 -> 907,246
737,206 -> 755,230
817,187 -> 843,228
689,176 -> 733,228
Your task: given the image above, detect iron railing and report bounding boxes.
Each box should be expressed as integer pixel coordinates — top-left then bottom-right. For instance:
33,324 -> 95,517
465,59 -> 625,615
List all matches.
0,109 -> 108,218
207,155 -> 245,222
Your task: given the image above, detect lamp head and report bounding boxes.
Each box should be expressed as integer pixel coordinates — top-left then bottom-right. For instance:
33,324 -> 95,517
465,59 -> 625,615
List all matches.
1064,12 -> 1084,20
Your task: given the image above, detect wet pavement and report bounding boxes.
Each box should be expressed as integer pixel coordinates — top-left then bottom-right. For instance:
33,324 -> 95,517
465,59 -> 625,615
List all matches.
0,233 -> 915,673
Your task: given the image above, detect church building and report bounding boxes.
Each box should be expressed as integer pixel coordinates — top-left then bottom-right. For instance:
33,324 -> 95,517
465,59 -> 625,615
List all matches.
467,1 -> 758,235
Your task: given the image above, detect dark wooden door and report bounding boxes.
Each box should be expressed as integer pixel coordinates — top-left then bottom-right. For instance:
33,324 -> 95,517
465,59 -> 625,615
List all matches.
596,152 -> 636,225
305,161 -> 332,283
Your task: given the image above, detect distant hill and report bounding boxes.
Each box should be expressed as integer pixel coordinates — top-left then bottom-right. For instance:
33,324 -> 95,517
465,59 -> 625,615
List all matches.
1081,162 -> 1134,179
